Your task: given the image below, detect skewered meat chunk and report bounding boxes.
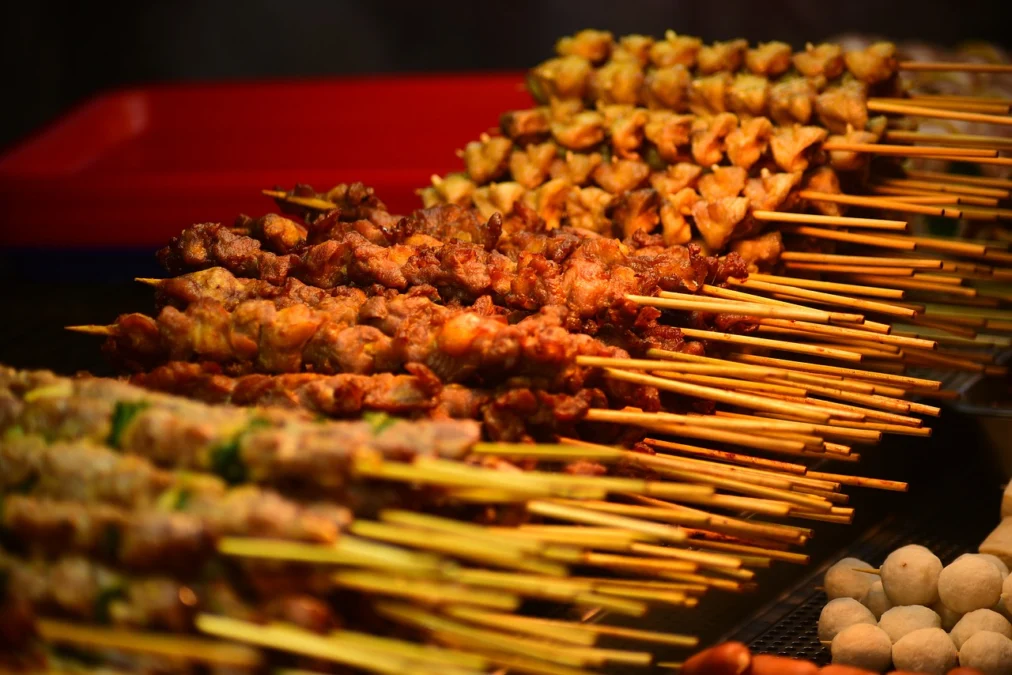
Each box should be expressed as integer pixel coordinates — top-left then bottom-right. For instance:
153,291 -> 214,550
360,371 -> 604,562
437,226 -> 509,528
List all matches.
550,111 -> 606,150
659,188 -> 701,246
691,113 -> 738,166
649,31 -> 701,68
745,41 -> 792,76
604,106 -> 649,158
698,167 -> 748,202
555,29 -> 614,64
530,55 -> 592,100
650,163 -> 703,199
244,213 -> 307,254
768,77 -> 818,125
509,142 -> 556,189
588,60 -> 644,105
463,135 -> 513,185
592,158 -> 651,194
550,150 -> 604,185
612,34 -> 654,66
692,197 -> 750,251
644,111 -> 694,162
697,39 -> 748,74
688,73 -> 732,115
640,64 -> 691,110
610,188 -> 660,238
803,167 -> 845,216
793,43 -> 846,79
500,108 -> 551,144
726,74 -> 769,117
770,125 -> 828,173
827,128 -> 879,171
744,170 -> 802,212
725,116 -> 774,170
523,178 -> 572,230
565,186 -> 613,233
816,82 -> 869,134
844,41 -> 898,84
731,231 -> 783,272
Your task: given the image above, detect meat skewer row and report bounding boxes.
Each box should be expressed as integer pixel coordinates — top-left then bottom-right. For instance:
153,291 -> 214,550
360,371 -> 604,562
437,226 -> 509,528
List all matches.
130,361 -> 613,443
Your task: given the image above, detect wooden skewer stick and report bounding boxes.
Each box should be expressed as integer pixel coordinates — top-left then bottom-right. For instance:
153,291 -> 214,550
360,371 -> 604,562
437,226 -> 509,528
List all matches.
798,190 -> 962,217
779,252 -> 943,269
821,141 -> 998,158
758,318 -> 937,350
742,273 -> 906,299
676,327 -> 864,362
904,169 -> 1012,190
869,186 -> 999,207
730,278 -> 915,318
782,263 -> 915,276
778,224 -> 919,250
629,292 -> 833,321
884,130 -> 1012,149
729,353 -> 941,390
898,61 -> 1012,73
870,97 -> 1012,114
700,284 -> 867,323
844,274 -> 977,298
918,154 -> 1012,167
875,177 -> 1010,199
261,189 -> 337,211
752,210 -> 908,230
65,324 -> 116,336
909,93 -> 1012,105
868,98 -> 1012,126
528,500 -> 688,544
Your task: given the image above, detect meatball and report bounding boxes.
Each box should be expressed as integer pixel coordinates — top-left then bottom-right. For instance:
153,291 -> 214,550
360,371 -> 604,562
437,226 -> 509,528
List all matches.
950,608 -> 1012,649
959,630 -> 1012,675
860,579 -> 892,620
830,623 -> 892,671
938,554 -> 1003,614
891,627 -> 958,675
932,599 -> 963,631
881,544 -> 943,606
818,597 -> 877,642
979,553 -> 1012,579
825,557 -> 876,601
1002,573 -> 1012,616
878,605 -> 942,643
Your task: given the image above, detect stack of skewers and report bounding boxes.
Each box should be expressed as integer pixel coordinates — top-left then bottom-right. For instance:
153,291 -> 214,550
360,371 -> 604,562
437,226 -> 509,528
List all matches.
4,28 -> 1012,675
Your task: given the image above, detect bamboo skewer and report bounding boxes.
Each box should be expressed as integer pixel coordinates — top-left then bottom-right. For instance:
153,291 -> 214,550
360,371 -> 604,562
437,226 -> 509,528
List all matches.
884,130 -> 1012,149
874,178 -> 1010,199
780,252 -> 944,269
752,210 -> 908,230
798,190 -> 962,218
871,97 -> 1012,114
729,278 -> 916,317
742,273 -> 907,299
778,224 -> 919,249
821,141 -> 998,158
629,293 -> 833,321
897,61 -> 1012,73
867,99 -> 1012,126
904,169 -> 1012,189
675,327 -> 864,362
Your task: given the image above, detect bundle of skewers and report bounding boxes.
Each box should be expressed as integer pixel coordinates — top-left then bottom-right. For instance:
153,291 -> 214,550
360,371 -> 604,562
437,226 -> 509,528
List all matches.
383,29 -> 1012,386
8,27 -> 1012,675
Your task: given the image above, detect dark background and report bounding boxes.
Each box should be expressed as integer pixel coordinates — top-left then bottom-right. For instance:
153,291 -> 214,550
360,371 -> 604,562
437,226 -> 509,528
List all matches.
3,0 -> 1011,153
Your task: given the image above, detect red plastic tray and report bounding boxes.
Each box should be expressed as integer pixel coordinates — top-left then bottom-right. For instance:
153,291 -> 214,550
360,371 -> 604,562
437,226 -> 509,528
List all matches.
0,74 -> 530,248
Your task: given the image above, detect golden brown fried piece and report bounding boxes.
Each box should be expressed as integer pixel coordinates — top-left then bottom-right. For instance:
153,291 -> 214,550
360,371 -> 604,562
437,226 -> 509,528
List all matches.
556,29 -> 614,64
844,41 -> 898,84
509,142 -> 557,189
688,73 -> 732,115
463,134 -> 513,184
690,113 -> 738,166
531,55 -> 592,100
726,116 -> 774,170
641,64 -> 691,110
793,43 -> 845,79
768,77 -> 818,126
523,178 -> 572,230
650,162 -> 703,200
803,167 -> 844,216
501,108 -> 550,144
430,173 -> 477,206
566,186 -> 614,233
472,182 -> 526,220
603,106 -> 649,158
770,125 -> 828,173
644,111 -> 694,162
589,60 -> 644,105
660,187 -> 701,246
746,41 -> 793,76
612,34 -> 654,66
731,231 -> 783,272
816,81 -> 869,134
826,128 -> 879,171
612,188 -> 661,238
592,158 -> 652,194
549,150 -> 604,186
692,196 -> 750,250
697,39 -> 748,74
649,31 -> 702,68
726,74 -> 769,117
698,167 -> 748,202
550,110 -> 606,150
744,169 -> 802,211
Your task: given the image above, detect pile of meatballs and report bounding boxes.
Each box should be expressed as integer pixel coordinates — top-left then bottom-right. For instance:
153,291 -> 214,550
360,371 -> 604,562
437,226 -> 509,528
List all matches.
819,546 -> 1012,674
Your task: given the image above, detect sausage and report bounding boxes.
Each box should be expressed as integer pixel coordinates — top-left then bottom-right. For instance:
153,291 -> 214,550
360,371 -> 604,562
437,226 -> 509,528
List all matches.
681,642 -> 751,675
750,654 -> 819,675
818,667 -> 876,675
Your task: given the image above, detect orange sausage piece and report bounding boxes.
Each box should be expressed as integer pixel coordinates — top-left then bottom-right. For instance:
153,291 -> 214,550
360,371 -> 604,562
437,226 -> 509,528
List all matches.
681,642 -> 751,675
750,654 -> 819,675
819,667 -> 876,675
